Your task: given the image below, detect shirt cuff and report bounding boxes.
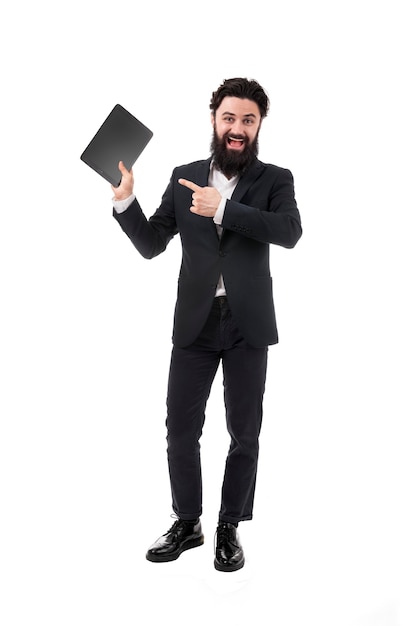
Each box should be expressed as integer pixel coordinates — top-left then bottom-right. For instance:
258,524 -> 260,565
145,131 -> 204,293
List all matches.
213,198 -> 227,225
113,194 -> 136,214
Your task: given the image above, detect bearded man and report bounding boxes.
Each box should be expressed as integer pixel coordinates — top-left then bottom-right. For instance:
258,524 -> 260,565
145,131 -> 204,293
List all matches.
111,77 -> 302,572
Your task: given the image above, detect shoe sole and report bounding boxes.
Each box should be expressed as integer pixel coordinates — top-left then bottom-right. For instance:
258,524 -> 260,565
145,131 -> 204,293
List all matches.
214,557 -> 245,572
146,535 -> 204,563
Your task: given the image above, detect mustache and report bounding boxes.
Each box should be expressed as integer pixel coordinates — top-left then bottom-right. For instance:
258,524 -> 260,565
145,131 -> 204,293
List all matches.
224,132 -> 247,141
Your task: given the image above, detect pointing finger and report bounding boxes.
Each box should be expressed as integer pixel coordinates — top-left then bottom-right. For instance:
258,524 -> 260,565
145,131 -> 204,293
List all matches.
178,178 -> 202,192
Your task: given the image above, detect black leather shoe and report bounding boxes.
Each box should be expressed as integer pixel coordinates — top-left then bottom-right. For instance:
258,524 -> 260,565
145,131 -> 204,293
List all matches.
146,518 -> 204,562
214,522 -> 245,572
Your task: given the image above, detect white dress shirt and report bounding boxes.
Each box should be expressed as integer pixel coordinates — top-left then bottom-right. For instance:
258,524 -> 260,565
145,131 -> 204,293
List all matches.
208,164 -> 239,296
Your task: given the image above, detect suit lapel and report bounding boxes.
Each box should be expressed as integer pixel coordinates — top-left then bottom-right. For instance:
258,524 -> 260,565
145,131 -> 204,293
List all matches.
194,158 -> 212,187
231,159 -> 264,203
192,159 -> 219,242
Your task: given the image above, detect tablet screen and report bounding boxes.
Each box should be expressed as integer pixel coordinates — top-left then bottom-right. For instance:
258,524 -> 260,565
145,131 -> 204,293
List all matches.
80,104 -> 153,186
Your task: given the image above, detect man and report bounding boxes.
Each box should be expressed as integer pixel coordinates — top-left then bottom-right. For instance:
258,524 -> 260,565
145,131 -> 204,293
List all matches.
111,78 -> 302,572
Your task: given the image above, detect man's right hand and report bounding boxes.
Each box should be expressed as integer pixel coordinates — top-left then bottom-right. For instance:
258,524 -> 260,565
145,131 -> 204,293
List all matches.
111,161 -> 134,200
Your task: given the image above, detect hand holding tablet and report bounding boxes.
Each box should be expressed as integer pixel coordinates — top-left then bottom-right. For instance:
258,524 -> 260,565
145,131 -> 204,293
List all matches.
111,160 -> 135,201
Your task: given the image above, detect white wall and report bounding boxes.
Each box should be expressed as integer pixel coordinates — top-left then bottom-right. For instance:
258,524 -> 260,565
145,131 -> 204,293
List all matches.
1,1 -> 416,625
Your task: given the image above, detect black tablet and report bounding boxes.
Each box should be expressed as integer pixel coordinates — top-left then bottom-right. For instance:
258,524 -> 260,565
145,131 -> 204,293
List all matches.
80,104 -> 153,186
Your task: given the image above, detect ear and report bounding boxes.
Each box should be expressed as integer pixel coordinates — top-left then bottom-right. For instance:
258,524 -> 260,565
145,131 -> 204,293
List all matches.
210,112 -> 215,128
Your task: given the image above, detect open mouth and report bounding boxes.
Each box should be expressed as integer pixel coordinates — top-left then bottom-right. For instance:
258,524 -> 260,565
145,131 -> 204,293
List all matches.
226,135 -> 246,150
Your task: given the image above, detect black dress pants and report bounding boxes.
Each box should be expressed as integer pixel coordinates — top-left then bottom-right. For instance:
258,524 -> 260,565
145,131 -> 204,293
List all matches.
166,296 -> 268,525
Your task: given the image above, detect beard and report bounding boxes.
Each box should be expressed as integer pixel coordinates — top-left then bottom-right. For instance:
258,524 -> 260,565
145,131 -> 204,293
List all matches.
210,125 -> 259,178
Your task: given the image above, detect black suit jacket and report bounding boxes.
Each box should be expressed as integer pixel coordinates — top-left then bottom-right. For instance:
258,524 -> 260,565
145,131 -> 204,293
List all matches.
113,157 -> 302,348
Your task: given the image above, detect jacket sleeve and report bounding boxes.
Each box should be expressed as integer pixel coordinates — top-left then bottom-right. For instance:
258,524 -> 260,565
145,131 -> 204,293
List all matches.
221,168 -> 302,248
113,174 -> 178,259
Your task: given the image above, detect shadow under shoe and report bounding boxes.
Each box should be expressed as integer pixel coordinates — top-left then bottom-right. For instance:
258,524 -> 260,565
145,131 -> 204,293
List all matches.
214,522 -> 245,572
146,518 -> 204,562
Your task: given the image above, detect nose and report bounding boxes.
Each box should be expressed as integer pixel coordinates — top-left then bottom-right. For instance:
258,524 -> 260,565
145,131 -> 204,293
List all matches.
231,119 -> 245,135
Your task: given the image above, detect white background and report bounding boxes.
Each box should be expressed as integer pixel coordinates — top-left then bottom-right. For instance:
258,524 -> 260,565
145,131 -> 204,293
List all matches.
1,1 -> 416,624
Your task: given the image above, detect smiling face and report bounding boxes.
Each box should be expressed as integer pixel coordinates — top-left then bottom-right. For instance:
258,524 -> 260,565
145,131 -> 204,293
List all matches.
212,96 -> 262,150
210,96 -> 262,178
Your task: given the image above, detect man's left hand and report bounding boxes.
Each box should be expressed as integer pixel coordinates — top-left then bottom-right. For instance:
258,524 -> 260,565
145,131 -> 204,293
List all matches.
178,179 -> 221,217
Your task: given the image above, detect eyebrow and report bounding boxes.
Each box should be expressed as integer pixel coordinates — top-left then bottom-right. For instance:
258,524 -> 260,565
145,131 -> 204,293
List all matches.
222,111 -> 257,118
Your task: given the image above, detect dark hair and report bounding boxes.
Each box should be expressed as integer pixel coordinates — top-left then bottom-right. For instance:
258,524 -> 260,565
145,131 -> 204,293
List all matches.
210,77 -> 270,119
